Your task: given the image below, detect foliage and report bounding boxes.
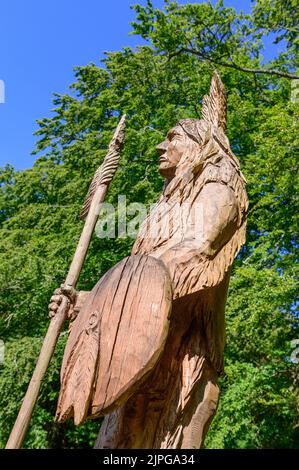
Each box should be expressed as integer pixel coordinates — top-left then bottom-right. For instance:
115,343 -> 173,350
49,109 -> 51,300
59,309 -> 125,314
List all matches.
0,0 -> 298,448
0,336 -> 98,448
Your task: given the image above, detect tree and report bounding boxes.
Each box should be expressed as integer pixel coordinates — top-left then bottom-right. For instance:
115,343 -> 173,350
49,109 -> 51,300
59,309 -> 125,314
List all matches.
0,0 -> 298,448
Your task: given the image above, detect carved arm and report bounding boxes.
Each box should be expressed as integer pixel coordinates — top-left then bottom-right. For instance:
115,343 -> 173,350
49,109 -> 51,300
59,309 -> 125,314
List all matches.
159,182 -> 239,277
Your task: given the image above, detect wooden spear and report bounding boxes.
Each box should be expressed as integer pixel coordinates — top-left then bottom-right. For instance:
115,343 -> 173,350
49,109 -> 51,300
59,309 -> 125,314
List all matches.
5,115 -> 126,449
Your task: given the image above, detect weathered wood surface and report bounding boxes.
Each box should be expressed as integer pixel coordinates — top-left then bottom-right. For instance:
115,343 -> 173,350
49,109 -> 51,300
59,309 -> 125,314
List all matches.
95,274 -> 230,449
94,72 -> 248,448
5,116 -> 126,449
56,254 -> 172,424
55,72 -> 248,448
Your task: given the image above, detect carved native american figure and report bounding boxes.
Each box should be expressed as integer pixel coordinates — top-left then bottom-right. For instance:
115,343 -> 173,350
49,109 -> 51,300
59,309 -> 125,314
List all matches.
53,73 -> 248,449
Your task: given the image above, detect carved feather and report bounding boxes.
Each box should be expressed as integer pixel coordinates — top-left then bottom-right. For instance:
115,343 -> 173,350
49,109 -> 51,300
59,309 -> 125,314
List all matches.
72,314 -> 100,425
201,72 -> 227,130
55,311 -> 100,424
80,115 -> 126,220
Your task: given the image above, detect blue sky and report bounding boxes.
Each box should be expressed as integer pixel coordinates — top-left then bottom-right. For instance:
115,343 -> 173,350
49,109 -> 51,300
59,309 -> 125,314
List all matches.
0,0 -> 274,170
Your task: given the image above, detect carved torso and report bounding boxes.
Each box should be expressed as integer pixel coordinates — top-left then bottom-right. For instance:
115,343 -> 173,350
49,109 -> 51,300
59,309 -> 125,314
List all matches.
132,149 -> 248,299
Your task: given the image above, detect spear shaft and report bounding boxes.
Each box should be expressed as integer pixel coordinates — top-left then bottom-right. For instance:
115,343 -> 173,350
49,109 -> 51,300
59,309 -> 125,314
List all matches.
5,115 -> 126,449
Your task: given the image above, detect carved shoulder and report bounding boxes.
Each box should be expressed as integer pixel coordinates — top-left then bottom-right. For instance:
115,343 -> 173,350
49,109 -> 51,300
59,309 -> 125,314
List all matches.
196,181 -> 239,257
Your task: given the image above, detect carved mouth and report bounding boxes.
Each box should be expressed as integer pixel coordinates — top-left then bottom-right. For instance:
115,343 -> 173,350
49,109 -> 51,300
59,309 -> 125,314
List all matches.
159,155 -> 168,164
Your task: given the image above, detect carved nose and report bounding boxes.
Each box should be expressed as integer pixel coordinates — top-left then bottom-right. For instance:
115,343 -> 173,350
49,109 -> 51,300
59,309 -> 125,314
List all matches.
156,140 -> 168,156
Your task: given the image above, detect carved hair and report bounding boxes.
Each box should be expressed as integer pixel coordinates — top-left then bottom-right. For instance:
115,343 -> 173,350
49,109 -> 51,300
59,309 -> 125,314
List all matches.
134,72 -> 247,256
169,72 -> 244,182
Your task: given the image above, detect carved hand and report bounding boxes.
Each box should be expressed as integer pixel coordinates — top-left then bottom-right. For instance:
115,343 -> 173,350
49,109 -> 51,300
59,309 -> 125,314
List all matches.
48,285 -> 78,321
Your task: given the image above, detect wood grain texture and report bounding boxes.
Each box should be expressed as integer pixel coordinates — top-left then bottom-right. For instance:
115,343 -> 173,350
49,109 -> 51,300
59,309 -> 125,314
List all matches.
94,73 -> 248,448
95,274 -> 229,449
6,117 -> 126,449
57,72 -> 248,448
201,71 -> 227,131
56,254 -> 172,424
80,115 -> 126,220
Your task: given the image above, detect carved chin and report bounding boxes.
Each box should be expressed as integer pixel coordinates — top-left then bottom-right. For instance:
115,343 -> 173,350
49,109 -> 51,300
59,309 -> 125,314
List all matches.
159,163 -> 176,178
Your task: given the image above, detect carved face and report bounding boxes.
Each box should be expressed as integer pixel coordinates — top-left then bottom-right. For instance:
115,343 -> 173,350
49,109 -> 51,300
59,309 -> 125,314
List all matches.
156,126 -> 186,179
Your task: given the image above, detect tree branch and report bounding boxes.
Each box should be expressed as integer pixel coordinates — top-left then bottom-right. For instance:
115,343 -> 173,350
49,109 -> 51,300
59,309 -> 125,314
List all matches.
169,47 -> 299,80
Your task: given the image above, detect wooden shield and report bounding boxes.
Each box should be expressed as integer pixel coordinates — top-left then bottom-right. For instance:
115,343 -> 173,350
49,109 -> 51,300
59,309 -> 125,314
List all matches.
56,254 -> 172,425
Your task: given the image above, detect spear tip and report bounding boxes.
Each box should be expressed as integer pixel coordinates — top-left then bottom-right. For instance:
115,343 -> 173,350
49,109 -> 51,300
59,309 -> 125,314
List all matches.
80,115 -> 127,220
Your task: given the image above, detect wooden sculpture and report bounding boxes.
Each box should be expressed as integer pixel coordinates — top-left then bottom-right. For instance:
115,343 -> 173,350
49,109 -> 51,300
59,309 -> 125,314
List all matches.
54,72 -> 248,449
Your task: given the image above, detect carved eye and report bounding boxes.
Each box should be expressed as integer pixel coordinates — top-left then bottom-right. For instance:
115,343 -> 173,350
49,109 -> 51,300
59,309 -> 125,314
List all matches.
168,131 -> 179,141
